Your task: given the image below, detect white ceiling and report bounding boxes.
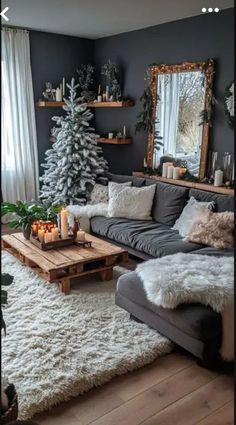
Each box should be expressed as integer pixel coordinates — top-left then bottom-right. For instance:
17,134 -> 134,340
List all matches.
1,0 -> 234,39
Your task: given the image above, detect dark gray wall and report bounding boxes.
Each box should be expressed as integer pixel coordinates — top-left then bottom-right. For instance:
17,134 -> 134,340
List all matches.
94,8 -> 234,175
30,30 -> 94,175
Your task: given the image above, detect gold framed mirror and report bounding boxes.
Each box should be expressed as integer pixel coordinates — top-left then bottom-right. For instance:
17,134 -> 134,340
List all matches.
146,59 -> 214,179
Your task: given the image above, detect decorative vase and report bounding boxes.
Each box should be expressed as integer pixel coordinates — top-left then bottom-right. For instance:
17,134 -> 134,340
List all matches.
22,223 -> 31,240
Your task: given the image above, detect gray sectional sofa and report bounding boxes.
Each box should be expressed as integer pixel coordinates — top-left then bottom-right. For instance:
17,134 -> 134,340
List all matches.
90,173 -> 234,366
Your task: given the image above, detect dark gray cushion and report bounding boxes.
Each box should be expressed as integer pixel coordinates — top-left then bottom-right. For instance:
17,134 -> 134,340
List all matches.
90,217 -> 160,247
145,179 -> 189,225
90,217 -> 202,257
193,246 -> 234,257
116,271 -> 222,341
106,172 -> 145,187
189,188 -> 234,212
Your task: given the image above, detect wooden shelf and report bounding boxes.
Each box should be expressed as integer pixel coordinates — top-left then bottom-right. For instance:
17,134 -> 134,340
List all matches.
36,100 -> 134,108
133,172 -> 234,196
97,138 -> 132,145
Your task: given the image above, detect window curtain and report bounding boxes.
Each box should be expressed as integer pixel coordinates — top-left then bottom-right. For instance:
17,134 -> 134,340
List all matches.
155,73 -> 180,165
1,27 -> 39,205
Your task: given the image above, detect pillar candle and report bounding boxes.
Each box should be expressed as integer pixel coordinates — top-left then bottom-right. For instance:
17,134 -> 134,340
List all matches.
162,163 -> 169,177
62,78 -> 65,96
51,226 -> 59,241
60,208 -> 68,239
44,231 -> 52,243
173,167 -> 180,180
97,95 -> 102,102
77,230 -> 85,241
167,165 -> 174,179
143,158 -> 147,168
31,223 -> 38,236
56,87 -> 62,102
214,169 -> 223,187
38,228 -> 45,243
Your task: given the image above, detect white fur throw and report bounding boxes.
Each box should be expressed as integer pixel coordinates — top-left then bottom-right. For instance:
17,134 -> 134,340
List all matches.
67,203 -> 108,232
136,253 -> 234,361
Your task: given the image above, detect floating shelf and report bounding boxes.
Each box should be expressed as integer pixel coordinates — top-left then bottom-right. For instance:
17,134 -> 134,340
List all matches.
36,100 -> 134,108
132,172 -> 234,196
97,138 -> 132,145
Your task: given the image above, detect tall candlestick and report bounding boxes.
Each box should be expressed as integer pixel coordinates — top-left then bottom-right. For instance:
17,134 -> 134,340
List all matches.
98,84 -> 101,95
62,77 -> 65,96
106,86 -> 109,101
60,208 -> 68,239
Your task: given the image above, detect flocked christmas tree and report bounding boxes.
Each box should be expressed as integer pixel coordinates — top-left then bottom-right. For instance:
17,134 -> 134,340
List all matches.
40,78 -> 108,205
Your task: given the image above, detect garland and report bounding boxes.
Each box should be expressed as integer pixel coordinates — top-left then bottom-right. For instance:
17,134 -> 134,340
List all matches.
224,81 -> 234,129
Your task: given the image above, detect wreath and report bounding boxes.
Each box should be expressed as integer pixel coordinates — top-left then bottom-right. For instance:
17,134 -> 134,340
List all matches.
224,81 -> 234,129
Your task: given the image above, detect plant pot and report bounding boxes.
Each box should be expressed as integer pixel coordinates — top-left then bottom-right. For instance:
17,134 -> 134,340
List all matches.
22,223 -> 31,240
1,384 -> 18,424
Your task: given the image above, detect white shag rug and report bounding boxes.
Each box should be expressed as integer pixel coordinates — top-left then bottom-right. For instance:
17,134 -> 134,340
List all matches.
2,251 -> 173,420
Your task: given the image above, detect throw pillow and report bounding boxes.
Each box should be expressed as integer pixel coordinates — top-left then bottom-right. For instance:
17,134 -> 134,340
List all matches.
184,208 -> 234,249
108,185 -> 156,220
108,181 -> 132,199
90,184 -> 108,204
172,196 -> 215,237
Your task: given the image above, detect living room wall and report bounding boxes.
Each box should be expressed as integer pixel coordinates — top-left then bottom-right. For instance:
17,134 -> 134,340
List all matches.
94,8 -> 234,175
30,30 -> 94,175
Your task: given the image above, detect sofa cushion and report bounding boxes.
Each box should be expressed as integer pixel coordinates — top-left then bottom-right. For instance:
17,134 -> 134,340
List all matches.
106,172 -> 146,187
145,179 -> 189,226
116,271 -> 222,341
90,217 -> 160,247
189,188 -> 234,212
90,217 -> 202,257
192,246 -> 234,257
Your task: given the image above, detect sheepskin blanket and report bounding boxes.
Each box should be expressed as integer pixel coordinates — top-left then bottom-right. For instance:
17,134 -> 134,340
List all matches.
67,203 -> 108,232
136,253 -> 234,361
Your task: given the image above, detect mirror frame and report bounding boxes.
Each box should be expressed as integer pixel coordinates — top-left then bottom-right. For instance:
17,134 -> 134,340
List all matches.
146,59 -> 214,179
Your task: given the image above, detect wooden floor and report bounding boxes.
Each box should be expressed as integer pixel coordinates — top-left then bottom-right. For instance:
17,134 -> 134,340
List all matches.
1,225 -> 234,425
34,351 -> 233,425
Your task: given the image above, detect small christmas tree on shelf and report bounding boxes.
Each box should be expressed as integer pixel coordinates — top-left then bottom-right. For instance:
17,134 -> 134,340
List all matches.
40,78 -> 108,205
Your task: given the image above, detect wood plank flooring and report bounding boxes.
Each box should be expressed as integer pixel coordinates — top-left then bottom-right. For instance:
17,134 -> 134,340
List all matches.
34,352 -> 233,425
1,224 -> 234,425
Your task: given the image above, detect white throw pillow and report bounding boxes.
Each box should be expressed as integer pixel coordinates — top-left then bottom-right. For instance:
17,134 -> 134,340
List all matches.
172,196 -> 215,237
108,185 -> 156,220
108,181 -> 132,199
90,184 -> 108,204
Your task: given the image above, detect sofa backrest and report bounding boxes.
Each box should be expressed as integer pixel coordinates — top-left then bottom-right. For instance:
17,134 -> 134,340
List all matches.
189,188 -> 234,212
107,173 -> 234,225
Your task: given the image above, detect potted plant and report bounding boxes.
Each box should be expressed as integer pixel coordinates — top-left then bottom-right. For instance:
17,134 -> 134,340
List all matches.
1,273 -> 18,424
1,201 -> 61,240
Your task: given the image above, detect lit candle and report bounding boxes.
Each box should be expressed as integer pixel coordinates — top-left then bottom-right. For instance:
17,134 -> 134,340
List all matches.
31,223 -> 38,236
38,228 -> 45,243
214,169 -> 223,187
51,225 -> 59,241
167,165 -> 174,179
44,231 -> 52,243
60,208 -> 68,239
77,229 -> 85,241
173,167 -> 180,180
62,77 -> 65,96
179,167 -> 187,176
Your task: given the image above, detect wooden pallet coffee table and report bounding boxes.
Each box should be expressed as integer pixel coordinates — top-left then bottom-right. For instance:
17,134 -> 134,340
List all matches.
2,233 -> 129,294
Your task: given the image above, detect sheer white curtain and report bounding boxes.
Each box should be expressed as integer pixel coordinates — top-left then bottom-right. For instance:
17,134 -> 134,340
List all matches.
1,28 -> 39,204
156,73 -> 180,160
